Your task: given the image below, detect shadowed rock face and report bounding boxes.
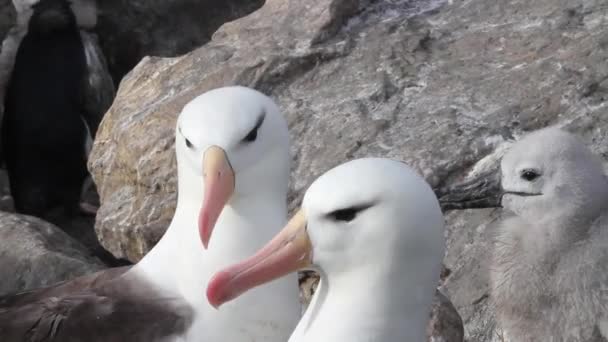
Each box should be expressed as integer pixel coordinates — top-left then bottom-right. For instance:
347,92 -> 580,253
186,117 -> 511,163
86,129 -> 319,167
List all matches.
0,0 -> 15,43
95,0 -> 265,84
89,0 -> 608,340
0,211 -> 105,296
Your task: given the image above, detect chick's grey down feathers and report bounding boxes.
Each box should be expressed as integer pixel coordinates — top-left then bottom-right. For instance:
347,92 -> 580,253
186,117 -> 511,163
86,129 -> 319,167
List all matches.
440,128 -> 608,341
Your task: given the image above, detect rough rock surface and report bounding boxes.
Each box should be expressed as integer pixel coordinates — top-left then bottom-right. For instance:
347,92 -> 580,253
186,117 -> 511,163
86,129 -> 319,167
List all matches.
0,0 -> 15,43
428,289 -> 465,342
0,1 -> 20,115
95,0 -> 265,83
90,0 -> 608,340
0,211 -> 105,296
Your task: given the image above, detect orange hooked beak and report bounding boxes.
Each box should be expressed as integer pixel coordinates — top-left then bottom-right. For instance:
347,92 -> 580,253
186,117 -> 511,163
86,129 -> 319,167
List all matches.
206,210 -> 312,308
199,146 -> 235,249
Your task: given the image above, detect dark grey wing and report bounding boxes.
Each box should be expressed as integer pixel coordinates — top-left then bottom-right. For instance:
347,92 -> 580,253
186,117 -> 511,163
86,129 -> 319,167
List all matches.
79,31 -> 114,141
0,293 -> 192,342
0,267 -> 193,342
0,266 -> 130,308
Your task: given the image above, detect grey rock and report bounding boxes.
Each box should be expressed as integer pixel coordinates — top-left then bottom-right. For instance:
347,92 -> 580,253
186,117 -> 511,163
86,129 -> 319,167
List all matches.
428,289 -> 465,342
0,211 -> 105,296
0,0 -> 15,43
442,209 -> 504,342
0,168 -> 13,213
90,0 -> 608,340
0,2 -> 23,117
80,30 -> 116,138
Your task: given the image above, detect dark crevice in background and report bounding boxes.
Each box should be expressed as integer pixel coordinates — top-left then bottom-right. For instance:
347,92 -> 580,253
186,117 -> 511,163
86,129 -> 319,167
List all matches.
95,0 -> 266,86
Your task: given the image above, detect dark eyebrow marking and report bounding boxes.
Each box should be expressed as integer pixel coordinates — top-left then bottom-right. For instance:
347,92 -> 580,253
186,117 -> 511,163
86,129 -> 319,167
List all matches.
241,109 -> 266,143
253,110 -> 266,131
324,201 -> 377,218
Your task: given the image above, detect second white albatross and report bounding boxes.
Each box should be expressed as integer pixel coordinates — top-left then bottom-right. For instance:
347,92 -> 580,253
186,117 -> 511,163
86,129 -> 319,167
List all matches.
207,158 -> 446,342
0,86 -> 300,341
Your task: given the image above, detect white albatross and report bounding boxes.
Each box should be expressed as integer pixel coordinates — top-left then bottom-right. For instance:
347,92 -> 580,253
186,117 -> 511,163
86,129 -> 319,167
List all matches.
0,86 -> 300,341
437,127 -> 608,341
206,158 -> 446,342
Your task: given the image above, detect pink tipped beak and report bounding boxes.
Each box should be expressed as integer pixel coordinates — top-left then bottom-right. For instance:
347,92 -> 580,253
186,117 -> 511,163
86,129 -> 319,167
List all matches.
206,210 -> 312,308
199,146 -> 235,249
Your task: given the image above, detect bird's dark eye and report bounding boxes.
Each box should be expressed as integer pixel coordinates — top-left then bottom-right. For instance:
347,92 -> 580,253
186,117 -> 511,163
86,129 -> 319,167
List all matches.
521,169 -> 540,182
242,112 -> 265,144
327,203 -> 374,222
185,137 -> 193,149
328,208 -> 358,222
242,126 -> 258,143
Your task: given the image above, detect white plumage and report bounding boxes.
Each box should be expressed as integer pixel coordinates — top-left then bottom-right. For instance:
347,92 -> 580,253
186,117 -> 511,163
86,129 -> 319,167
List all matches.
208,158 -> 445,342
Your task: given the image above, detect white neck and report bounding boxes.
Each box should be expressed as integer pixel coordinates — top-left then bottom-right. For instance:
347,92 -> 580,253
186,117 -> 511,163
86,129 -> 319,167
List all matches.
290,268 -> 436,342
132,172 -> 300,340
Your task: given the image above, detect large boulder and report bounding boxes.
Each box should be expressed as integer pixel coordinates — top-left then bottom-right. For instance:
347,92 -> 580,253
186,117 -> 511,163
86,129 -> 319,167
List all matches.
89,0 -> 608,340
0,211 -> 105,296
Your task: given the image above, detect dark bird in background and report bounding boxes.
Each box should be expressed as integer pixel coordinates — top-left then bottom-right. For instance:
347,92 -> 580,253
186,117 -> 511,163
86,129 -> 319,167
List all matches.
2,0 -> 100,220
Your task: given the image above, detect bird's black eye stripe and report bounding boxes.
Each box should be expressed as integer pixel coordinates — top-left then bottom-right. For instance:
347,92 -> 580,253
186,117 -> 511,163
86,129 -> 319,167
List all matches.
243,127 -> 258,143
327,203 -> 374,222
520,169 -> 541,182
179,126 -> 194,149
329,208 -> 358,222
242,111 -> 266,143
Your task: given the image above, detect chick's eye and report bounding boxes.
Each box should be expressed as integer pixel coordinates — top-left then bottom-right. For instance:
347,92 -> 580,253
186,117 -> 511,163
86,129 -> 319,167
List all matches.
521,169 -> 540,182
329,208 -> 358,222
243,127 -> 258,143
185,137 -> 193,149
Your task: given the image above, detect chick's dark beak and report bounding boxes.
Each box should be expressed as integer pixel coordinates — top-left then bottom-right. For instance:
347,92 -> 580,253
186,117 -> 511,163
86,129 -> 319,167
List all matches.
435,166 -> 503,211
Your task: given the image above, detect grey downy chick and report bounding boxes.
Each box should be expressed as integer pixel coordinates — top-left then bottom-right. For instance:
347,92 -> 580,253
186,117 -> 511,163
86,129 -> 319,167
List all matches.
437,127 -> 608,341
